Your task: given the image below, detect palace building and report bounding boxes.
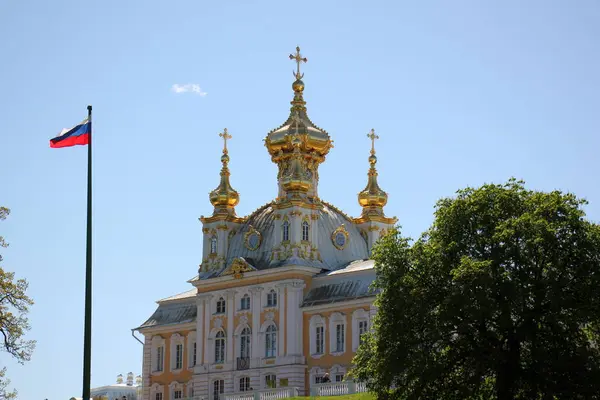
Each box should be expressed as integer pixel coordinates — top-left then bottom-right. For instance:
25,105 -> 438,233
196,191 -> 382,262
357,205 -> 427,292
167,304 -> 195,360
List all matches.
134,47 -> 396,400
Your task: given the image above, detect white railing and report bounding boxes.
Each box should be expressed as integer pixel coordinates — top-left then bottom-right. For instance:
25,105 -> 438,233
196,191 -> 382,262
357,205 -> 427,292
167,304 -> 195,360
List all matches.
224,387 -> 299,400
310,380 -> 367,397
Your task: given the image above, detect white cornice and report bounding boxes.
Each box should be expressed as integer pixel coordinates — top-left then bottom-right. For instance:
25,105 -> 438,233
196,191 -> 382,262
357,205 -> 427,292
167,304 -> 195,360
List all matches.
190,265 -> 320,288
301,298 -> 375,313
137,322 -> 196,335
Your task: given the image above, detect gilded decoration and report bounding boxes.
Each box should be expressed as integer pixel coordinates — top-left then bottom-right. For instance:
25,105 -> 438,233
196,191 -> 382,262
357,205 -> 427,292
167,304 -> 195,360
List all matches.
209,128 -> 240,216
265,47 -> 333,199
244,225 -> 262,251
223,258 -> 254,279
358,129 -> 388,208
331,224 -> 350,250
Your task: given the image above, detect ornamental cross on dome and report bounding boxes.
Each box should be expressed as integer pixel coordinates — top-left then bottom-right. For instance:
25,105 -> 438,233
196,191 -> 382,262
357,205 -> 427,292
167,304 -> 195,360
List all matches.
219,128 -> 232,154
367,129 -> 379,155
289,46 -> 308,80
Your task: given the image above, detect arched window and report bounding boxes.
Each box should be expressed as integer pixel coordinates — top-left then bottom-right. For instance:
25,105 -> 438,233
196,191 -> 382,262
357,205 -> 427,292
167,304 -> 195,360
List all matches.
216,297 -> 226,314
302,220 -> 310,241
239,376 -> 250,392
210,236 -> 218,254
215,331 -> 225,363
267,289 -> 277,307
265,325 -> 277,358
240,327 -> 251,359
282,220 -> 289,242
240,294 -> 250,310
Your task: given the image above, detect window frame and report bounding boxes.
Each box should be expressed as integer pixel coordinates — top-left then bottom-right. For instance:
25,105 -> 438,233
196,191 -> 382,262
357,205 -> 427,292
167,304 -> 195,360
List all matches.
240,293 -> 251,310
329,312 -> 347,355
239,376 -> 251,392
302,220 -> 310,241
265,324 -> 277,358
266,289 -> 277,307
282,220 -> 290,242
214,330 -> 226,363
216,297 -> 226,314
309,315 -> 326,358
265,374 -> 277,389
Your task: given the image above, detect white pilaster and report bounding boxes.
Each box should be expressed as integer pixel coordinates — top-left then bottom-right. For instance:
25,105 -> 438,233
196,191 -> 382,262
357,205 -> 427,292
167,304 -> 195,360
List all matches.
203,295 -> 213,364
196,294 -> 206,365
286,280 -> 305,356
250,286 -> 263,361
226,290 -> 235,364
276,283 -> 286,357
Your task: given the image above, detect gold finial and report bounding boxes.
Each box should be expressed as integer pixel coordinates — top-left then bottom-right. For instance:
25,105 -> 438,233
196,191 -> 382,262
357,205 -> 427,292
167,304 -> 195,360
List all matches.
367,129 -> 379,156
358,129 -> 388,211
210,128 -> 240,215
219,128 -> 232,155
289,46 -> 307,80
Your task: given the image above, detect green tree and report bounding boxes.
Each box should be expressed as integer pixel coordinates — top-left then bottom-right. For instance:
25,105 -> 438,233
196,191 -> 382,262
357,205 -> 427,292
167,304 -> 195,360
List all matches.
353,180 -> 600,400
0,208 -> 35,400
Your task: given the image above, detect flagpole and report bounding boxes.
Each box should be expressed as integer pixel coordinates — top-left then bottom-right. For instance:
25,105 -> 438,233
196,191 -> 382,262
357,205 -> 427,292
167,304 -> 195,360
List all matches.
82,105 -> 93,400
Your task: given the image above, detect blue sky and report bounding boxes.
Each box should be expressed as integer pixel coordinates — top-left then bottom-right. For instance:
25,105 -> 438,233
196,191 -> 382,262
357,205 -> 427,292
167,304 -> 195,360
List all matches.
1,0 -> 600,399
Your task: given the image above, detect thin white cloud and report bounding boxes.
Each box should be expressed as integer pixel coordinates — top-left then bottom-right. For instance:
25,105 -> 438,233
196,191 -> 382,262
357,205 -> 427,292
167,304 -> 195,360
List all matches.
171,83 -> 207,96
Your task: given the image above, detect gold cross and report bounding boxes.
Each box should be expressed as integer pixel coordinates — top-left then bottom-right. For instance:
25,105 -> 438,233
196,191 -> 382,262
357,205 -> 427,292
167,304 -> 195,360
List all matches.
219,128 -> 232,154
289,46 -> 307,80
367,129 -> 379,155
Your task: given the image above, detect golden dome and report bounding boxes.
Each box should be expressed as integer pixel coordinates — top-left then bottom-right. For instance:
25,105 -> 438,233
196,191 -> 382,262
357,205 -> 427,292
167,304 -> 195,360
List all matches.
209,129 -> 240,215
280,142 -> 313,193
265,48 -> 333,165
358,129 -> 388,210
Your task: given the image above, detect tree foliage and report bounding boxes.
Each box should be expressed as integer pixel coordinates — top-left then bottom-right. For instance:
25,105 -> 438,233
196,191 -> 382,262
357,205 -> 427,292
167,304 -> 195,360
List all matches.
353,180 -> 600,400
0,208 -> 35,400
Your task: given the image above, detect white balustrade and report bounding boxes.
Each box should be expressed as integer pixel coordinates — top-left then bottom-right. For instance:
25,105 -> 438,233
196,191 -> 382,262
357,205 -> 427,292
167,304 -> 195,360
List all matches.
224,387 -> 298,400
310,380 -> 367,397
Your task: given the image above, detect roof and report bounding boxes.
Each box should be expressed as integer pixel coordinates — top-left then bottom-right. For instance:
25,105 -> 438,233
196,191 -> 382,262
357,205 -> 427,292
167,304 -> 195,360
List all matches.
195,200 -> 369,280
157,288 -> 197,303
301,259 -> 379,307
135,297 -> 196,330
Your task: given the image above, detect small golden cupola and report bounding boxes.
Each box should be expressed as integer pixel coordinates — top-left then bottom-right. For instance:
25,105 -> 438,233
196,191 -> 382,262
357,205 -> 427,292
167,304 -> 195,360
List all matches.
209,128 -> 240,216
265,46 -> 333,200
358,129 -> 389,216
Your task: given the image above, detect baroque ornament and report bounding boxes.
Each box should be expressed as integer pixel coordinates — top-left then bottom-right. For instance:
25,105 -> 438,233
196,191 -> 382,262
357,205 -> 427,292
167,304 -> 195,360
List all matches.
244,225 -> 262,251
331,224 -> 349,250
224,258 -> 254,279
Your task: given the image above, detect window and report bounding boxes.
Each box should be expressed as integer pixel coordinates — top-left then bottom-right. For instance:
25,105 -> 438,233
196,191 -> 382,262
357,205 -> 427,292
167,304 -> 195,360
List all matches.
265,325 -> 277,358
210,236 -> 218,254
213,379 -> 224,400
309,315 -> 326,357
266,289 -> 277,307
155,394 -> 163,400
335,374 -> 344,382
315,376 -> 327,384
175,344 -> 183,369
239,377 -> 250,392
359,320 -> 368,345
265,374 -> 277,389
240,327 -> 251,358
330,312 -> 346,354
216,297 -> 226,314
215,331 -> 225,363
336,324 -> 345,352
282,220 -> 289,242
315,326 -> 324,354
174,390 -> 182,399
240,294 -> 250,310
302,220 -> 310,241
156,346 -> 164,372
193,342 -> 197,366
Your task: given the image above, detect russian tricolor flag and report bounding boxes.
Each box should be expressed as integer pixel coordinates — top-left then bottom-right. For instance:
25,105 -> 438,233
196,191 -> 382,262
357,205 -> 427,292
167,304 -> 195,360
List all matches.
50,118 -> 91,148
